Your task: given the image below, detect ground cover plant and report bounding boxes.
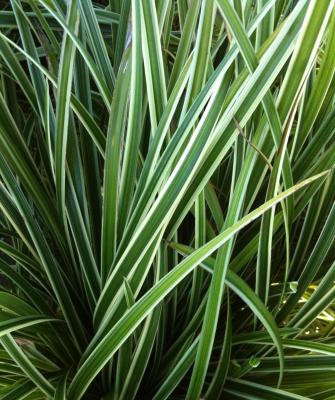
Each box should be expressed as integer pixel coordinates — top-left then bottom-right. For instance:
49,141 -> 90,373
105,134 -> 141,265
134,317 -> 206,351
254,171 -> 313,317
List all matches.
0,0 -> 334,399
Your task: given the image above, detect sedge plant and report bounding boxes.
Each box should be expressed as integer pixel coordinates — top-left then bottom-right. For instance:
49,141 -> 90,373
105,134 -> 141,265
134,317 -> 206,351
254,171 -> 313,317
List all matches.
0,0 -> 334,399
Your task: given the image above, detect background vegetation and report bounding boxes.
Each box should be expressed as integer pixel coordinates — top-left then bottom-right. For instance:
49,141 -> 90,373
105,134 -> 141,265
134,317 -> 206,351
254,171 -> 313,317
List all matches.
0,0 -> 334,399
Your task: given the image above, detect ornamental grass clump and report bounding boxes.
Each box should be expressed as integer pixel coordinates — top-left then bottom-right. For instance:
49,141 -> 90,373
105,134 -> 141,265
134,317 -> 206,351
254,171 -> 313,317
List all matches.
0,0 -> 334,399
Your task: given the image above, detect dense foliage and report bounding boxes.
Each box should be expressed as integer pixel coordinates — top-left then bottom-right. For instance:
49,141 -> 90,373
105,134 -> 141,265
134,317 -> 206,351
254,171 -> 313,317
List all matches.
0,0 -> 334,399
